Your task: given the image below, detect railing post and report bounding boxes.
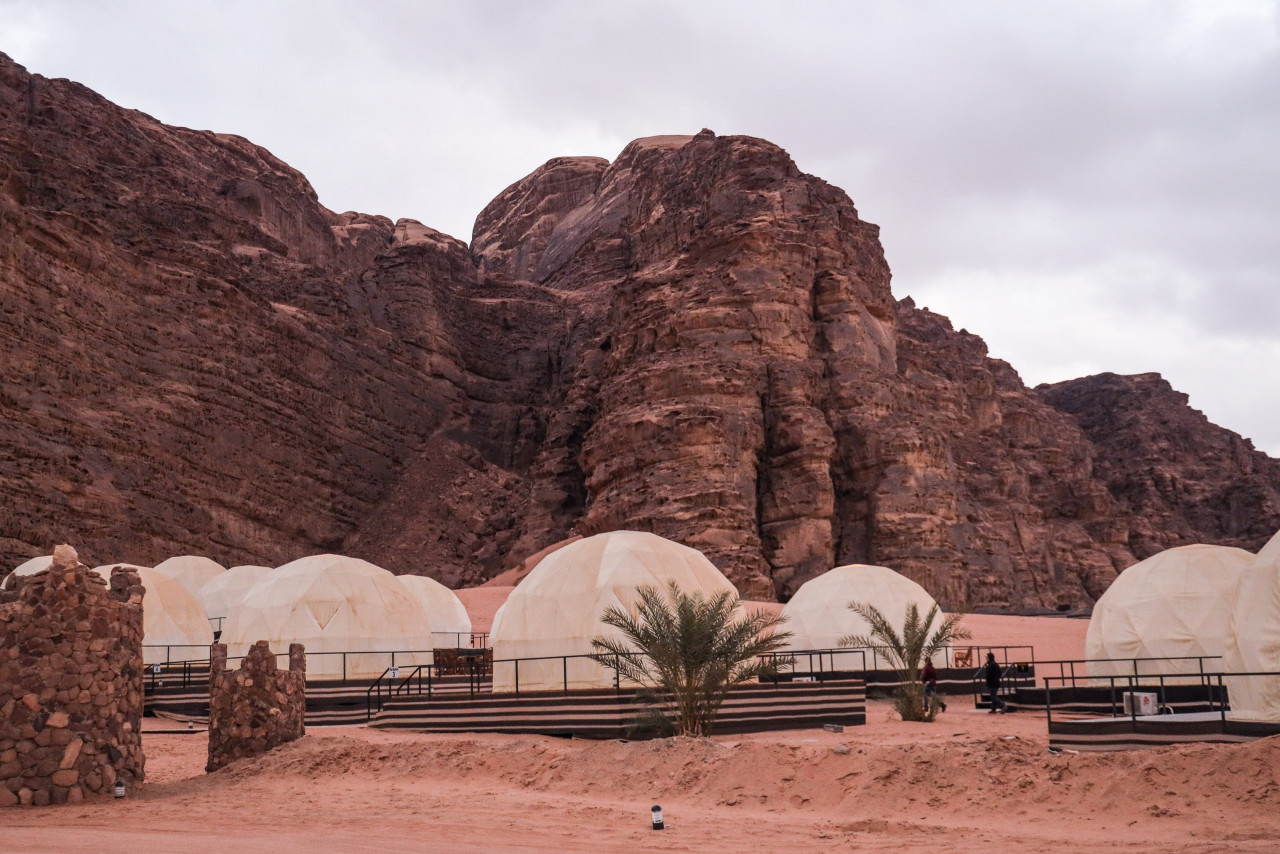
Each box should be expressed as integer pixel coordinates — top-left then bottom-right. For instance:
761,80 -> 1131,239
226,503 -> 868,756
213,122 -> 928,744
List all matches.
514,659 -> 520,697
563,656 -> 569,694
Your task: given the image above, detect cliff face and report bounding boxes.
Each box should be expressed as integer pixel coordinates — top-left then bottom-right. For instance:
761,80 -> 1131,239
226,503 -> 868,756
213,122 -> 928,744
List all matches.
1038,372 -> 1280,560
2,53 -> 1274,607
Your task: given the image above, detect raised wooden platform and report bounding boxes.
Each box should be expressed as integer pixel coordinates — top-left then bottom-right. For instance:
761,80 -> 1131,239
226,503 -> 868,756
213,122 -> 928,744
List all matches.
146,672 -> 481,726
370,679 -> 866,738
1048,712 -> 1280,752
1008,683 -> 1227,714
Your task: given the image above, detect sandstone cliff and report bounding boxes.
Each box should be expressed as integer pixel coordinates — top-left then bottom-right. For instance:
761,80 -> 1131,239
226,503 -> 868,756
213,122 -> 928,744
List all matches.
1039,372 -> 1280,560
3,53 -> 1275,608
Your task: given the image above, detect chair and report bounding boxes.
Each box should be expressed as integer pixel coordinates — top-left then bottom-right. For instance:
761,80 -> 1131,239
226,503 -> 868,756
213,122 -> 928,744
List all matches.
952,646 -> 974,668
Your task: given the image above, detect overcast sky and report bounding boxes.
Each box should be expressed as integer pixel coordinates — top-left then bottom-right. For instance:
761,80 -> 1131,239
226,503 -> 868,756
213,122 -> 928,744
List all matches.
5,0 -> 1279,454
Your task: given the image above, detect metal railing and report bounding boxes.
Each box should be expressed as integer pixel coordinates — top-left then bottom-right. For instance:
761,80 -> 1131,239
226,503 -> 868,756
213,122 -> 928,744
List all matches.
430,631 -> 489,649
1041,669 -> 1233,726
1034,654 -> 1221,685
757,648 -> 866,680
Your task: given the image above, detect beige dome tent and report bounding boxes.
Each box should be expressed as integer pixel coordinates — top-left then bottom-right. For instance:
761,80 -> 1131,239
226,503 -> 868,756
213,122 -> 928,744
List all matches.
198,565 -> 273,623
220,554 -> 433,680
4,555 -> 53,589
395,575 -> 473,648
90,566 -> 213,665
490,530 -> 738,693
1223,531 -> 1280,720
1086,544 -> 1253,682
780,564 -> 946,671
152,555 -> 226,599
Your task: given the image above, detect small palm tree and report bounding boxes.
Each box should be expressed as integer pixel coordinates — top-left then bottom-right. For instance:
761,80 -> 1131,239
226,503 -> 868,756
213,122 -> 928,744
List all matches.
588,581 -> 792,737
839,602 -> 971,722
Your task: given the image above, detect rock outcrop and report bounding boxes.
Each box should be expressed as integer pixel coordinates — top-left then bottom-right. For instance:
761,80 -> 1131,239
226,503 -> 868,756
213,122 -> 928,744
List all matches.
0,545 -> 145,806
2,53 -> 1276,608
1039,372 -> 1280,559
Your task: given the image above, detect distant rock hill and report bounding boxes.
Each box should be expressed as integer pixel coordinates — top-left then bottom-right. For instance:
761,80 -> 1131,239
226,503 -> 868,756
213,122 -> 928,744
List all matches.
2,53 -> 1276,608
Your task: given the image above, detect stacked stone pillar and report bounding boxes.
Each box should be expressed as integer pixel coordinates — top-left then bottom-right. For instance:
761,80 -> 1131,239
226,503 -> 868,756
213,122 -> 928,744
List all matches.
0,545 -> 145,807
206,640 -> 305,772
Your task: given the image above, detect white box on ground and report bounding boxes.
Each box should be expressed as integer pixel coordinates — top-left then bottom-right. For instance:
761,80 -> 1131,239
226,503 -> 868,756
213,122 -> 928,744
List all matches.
1123,692 -> 1158,715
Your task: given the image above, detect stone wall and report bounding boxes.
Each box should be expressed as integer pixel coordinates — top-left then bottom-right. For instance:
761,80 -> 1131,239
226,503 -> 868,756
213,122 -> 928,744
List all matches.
0,545 -> 145,807
207,640 -> 305,772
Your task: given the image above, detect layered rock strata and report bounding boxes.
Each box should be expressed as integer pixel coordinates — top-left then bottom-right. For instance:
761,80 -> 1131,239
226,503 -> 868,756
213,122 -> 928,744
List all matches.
206,640 -> 305,772
0,545 -> 145,807
2,53 -> 1277,608
1038,372 -> 1280,559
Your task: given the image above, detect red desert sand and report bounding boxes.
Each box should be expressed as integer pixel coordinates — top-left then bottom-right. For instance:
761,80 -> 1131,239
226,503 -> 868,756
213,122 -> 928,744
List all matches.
3,616 -> 1276,852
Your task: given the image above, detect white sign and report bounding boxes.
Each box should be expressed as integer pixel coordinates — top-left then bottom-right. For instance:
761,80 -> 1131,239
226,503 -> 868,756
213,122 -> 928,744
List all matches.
389,667 -> 399,679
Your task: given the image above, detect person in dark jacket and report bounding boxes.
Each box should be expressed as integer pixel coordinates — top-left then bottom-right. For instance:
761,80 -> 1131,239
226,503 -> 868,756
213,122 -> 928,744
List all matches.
923,659 -> 946,712
983,652 -> 1005,713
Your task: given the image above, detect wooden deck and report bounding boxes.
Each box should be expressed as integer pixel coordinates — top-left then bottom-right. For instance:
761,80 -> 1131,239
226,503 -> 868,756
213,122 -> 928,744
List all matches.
1048,712 -> 1280,752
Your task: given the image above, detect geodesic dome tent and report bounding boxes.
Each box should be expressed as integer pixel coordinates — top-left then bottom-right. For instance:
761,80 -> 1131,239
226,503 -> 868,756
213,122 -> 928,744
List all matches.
490,530 -> 739,693
198,565 -> 273,622
395,575 -> 473,648
152,555 -> 226,599
219,554 -> 433,680
1224,530 -> 1280,720
3,555 -> 53,589
1086,544 -> 1253,681
780,564 -> 946,671
90,566 -> 214,665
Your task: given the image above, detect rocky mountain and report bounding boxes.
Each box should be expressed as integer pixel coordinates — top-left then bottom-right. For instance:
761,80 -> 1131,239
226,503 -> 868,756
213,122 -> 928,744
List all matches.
2,53 -> 1276,608
1038,372 -> 1280,560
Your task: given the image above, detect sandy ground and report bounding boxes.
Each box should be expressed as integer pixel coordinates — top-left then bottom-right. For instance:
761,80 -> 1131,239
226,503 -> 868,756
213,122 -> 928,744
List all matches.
3,698 -> 1277,853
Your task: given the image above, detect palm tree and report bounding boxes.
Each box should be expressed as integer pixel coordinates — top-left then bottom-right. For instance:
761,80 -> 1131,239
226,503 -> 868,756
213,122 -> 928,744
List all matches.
839,601 -> 971,722
588,581 -> 792,737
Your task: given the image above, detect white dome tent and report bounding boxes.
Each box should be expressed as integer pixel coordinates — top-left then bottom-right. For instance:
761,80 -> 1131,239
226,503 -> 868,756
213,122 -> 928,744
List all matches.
220,554 -> 433,680
780,564 -> 946,672
395,575 -> 473,648
198,565 -> 274,625
152,555 -> 226,599
4,555 -> 53,589
1223,530 -> 1280,720
91,566 -> 214,665
490,530 -> 739,693
1086,544 -> 1253,682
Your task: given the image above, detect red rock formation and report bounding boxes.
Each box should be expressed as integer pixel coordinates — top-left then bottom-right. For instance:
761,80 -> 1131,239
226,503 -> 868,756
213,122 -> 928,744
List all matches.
2,54 -> 1275,608
1038,372 -> 1280,559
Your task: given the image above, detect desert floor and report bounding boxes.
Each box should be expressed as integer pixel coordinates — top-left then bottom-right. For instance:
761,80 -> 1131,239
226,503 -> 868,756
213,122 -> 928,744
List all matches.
2,700 -> 1277,852
4,615 -> 1277,852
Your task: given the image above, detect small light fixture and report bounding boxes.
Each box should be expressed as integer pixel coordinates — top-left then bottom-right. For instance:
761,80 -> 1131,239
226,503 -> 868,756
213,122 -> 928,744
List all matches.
651,804 -> 664,830
113,781 -> 126,798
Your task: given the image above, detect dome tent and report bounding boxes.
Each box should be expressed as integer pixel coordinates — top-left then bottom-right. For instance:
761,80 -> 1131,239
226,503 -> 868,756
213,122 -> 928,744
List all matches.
152,555 -> 226,600
220,554 -> 433,680
780,564 -> 946,671
1086,544 -> 1253,681
490,530 -> 739,693
395,575 -> 473,648
91,565 -> 213,665
4,555 -> 53,589
198,565 -> 273,623
1224,530 -> 1280,720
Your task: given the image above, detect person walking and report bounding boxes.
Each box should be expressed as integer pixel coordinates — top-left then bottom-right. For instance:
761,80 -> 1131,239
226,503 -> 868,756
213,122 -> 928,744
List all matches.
923,659 -> 946,712
983,652 -> 1005,714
